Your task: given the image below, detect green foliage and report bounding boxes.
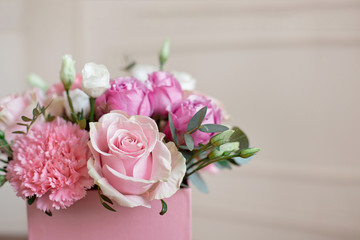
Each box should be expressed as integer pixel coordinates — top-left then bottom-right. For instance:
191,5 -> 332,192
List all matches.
0,175 -> 6,187
230,127 -> 249,150
187,106 -> 207,134
184,133 -> 194,151
27,195 -> 36,205
199,124 -> 229,133
159,39 -> 170,70
159,199 -> 168,215
188,172 -> 209,193
13,102 -> 52,135
98,187 -> 116,212
168,112 -> 179,146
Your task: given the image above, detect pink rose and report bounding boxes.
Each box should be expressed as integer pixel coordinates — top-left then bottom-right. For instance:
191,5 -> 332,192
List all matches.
87,111 -> 186,208
95,77 -> 152,118
165,94 -> 222,146
148,71 -> 183,117
0,89 -> 44,142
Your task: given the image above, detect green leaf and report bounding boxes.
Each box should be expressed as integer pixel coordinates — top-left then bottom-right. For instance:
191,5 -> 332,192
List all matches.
239,148 -> 260,158
0,130 -> 4,139
188,172 -> 209,193
101,201 -> 116,212
186,106 -> 207,134
230,127 -> 249,150
0,175 -> 6,187
168,113 -> 178,146
79,119 -> 87,130
46,114 -> 56,122
16,123 -> 28,127
159,199 -> 168,215
21,116 -> 32,122
215,160 -> 232,170
27,195 -> 36,205
12,131 -> 26,135
100,194 -> 113,205
231,157 -> 251,165
32,108 -> 40,117
45,210 -> 52,217
199,124 -> 229,133
184,133 -> 194,151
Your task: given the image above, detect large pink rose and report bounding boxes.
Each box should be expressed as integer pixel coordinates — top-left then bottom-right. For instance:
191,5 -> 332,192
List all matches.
95,77 -> 152,118
165,93 -> 223,146
148,71 -> 183,117
0,89 -> 44,142
87,111 -> 186,208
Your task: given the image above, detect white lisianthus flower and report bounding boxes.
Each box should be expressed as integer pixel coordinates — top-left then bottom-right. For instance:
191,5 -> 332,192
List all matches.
130,64 -> 158,82
171,71 -> 196,91
81,63 -> 110,98
63,89 -> 90,118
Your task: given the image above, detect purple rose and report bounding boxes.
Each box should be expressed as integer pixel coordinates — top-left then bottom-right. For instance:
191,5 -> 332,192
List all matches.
95,77 -> 152,117
165,94 -> 223,146
148,71 -> 183,117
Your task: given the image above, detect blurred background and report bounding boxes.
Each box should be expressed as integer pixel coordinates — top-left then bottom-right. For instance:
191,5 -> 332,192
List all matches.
1,0 -> 360,239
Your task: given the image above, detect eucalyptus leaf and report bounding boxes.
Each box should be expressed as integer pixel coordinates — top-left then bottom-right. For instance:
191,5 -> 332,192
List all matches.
159,199 -> 168,215
188,172 -> 209,194
21,116 -> 32,122
199,124 -> 229,133
0,175 -> 6,187
231,157 -> 252,165
215,160 -> 232,170
12,131 -> 25,135
168,113 -> 178,146
16,123 -> 28,127
184,133 -> 194,151
186,106 -> 207,134
32,108 -> 40,117
230,127 -> 249,150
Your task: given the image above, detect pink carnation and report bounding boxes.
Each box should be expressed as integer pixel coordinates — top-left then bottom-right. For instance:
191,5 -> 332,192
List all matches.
7,118 -> 93,212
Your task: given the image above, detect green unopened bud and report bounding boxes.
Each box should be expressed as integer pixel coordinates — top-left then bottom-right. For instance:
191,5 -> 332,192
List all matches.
210,129 -> 234,146
0,130 -> 4,139
60,54 -> 76,91
159,39 -> 170,70
27,73 -> 48,91
209,142 -> 239,159
239,148 -> 261,158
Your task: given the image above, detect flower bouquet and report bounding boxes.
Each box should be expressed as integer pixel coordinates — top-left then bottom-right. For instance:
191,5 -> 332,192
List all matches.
0,41 -> 260,240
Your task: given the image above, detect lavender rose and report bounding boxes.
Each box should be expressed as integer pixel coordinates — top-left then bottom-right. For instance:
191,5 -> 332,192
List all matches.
165,94 -> 223,146
95,77 -> 152,118
148,71 -> 183,117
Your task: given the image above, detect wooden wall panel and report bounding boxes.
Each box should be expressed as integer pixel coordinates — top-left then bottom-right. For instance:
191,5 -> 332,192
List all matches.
0,0 -> 359,239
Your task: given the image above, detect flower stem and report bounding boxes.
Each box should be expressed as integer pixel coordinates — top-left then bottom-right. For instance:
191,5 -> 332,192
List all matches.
185,153 -> 240,178
65,89 -> 75,114
89,97 -> 96,122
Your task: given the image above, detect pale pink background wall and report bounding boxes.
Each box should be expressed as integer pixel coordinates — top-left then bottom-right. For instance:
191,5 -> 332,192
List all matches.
0,0 -> 360,239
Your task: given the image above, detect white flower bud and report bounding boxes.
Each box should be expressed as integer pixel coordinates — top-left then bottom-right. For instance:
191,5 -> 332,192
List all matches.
81,63 -> 110,98
60,55 -> 76,90
171,71 -> 196,91
63,89 -> 90,118
130,64 -> 158,82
